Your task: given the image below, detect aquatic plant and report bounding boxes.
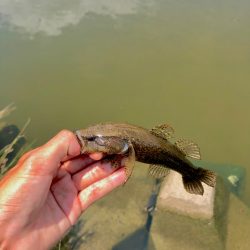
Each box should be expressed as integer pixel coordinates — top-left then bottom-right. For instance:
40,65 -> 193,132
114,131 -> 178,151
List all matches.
0,103 -> 16,120
0,119 -> 31,175
0,104 -> 31,176
0,103 -> 16,130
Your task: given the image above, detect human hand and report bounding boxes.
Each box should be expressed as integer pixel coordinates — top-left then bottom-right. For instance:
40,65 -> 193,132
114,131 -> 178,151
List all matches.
0,130 -> 126,249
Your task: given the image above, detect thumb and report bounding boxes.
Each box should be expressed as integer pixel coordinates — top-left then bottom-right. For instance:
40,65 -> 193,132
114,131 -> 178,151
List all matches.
43,130 -> 81,163
21,130 -> 81,176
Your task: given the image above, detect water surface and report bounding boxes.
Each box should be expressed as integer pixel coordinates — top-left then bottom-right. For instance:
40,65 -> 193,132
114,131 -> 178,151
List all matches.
0,0 -> 250,238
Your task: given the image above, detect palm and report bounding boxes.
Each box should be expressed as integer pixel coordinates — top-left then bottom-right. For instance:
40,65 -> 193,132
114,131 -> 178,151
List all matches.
11,169 -> 80,248
33,174 -> 79,248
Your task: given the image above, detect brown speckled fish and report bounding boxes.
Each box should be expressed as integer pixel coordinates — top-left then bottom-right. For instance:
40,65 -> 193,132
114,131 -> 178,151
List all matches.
75,123 -> 216,195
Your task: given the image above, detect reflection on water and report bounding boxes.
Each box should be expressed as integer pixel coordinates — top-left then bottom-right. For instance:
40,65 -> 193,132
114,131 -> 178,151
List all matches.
0,0 -> 153,36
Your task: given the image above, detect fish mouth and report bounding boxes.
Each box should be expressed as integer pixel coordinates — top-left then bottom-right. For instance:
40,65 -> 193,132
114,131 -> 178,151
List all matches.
74,130 -> 87,154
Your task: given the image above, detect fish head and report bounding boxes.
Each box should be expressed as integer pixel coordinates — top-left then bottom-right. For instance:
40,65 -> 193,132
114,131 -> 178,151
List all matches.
75,124 -> 129,155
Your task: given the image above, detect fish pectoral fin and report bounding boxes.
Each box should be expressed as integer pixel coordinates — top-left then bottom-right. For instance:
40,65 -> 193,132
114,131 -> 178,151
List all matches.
150,123 -> 175,140
148,164 -> 170,179
123,142 -> 136,183
182,176 -> 204,195
175,139 -> 201,160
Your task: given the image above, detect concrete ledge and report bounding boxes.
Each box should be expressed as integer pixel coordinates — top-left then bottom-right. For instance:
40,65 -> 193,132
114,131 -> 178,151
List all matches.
157,170 -> 215,219
151,173 -> 230,250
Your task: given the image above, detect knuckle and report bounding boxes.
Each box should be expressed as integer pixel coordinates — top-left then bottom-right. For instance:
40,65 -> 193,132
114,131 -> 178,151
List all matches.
18,148 -> 38,163
18,151 -> 31,163
58,129 -> 74,139
24,153 -> 41,166
21,148 -> 47,172
89,184 -> 102,200
90,167 -> 98,180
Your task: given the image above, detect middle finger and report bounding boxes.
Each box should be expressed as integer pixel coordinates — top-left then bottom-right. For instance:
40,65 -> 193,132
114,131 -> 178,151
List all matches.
72,160 -> 120,191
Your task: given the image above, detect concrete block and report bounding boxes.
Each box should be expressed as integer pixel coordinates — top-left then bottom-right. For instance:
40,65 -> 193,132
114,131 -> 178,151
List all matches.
157,170 -> 215,219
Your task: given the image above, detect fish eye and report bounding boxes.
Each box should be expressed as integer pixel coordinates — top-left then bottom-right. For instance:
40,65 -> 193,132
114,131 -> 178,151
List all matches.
86,136 -> 97,141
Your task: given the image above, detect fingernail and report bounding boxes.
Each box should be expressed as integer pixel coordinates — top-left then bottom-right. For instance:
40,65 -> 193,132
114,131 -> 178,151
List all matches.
89,153 -> 103,161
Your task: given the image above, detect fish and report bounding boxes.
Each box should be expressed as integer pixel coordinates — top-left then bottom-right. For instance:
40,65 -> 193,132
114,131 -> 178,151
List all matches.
75,123 -> 216,195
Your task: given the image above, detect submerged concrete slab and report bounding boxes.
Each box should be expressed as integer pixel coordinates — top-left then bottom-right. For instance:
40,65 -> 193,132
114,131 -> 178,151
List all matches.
78,164 -> 155,250
226,194 -> 250,250
157,170 -> 215,219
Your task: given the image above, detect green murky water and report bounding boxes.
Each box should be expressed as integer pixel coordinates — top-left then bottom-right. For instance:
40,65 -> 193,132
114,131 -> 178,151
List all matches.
0,0 -> 250,247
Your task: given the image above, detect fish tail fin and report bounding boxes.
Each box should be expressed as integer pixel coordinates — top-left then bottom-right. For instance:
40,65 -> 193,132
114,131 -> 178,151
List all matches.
182,168 -> 216,195
196,167 -> 216,187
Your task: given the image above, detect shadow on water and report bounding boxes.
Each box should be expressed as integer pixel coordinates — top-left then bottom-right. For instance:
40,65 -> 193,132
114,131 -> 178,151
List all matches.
113,180 -> 161,250
112,226 -> 156,250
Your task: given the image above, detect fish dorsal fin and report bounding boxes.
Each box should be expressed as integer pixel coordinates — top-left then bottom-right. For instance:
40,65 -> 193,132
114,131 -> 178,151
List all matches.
175,139 -> 201,160
150,123 -> 174,140
148,164 -> 170,179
